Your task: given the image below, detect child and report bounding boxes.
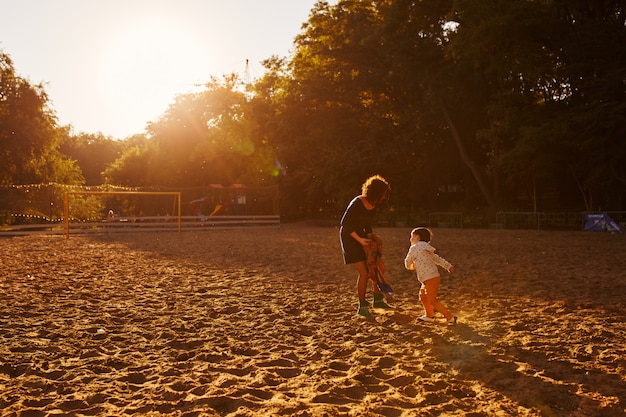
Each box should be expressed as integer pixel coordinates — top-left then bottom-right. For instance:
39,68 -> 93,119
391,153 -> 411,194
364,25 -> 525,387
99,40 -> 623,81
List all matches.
404,227 -> 457,325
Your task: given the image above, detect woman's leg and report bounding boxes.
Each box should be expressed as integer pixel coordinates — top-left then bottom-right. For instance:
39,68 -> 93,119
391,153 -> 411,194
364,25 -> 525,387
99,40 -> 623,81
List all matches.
354,261 -> 374,317
354,261 -> 368,302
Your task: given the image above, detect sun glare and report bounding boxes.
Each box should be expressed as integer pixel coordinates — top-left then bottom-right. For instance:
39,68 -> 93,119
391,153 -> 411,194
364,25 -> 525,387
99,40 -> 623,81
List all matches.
98,19 -> 211,136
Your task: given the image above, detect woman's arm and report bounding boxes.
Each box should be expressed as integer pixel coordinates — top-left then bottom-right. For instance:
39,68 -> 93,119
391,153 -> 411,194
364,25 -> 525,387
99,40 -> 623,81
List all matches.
350,231 -> 370,246
341,198 -> 370,246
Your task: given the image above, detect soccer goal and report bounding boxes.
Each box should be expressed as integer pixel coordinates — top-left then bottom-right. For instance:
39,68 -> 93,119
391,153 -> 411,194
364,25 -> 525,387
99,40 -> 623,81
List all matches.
63,191 -> 181,237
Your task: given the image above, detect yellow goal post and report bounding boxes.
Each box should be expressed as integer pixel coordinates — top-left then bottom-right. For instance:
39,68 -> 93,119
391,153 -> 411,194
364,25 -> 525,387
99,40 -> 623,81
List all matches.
63,191 -> 181,238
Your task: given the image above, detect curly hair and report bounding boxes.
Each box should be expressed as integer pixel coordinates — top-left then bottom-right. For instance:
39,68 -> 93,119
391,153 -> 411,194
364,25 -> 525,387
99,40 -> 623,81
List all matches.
361,175 -> 390,204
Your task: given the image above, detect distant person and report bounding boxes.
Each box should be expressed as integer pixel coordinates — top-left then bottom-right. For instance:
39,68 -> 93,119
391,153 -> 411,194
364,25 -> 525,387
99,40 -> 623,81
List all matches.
107,209 -> 115,221
404,227 -> 457,325
340,175 -> 392,318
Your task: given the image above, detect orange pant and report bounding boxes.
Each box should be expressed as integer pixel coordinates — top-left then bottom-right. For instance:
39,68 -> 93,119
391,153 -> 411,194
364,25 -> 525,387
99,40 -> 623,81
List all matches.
419,276 -> 452,320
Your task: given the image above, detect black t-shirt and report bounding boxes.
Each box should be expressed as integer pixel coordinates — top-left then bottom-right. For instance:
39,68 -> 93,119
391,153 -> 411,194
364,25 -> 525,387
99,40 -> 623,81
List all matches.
340,196 -> 374,239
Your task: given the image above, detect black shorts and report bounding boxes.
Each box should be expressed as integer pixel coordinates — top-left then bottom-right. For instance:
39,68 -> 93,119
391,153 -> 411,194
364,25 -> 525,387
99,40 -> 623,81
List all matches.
340,232 -> 366,264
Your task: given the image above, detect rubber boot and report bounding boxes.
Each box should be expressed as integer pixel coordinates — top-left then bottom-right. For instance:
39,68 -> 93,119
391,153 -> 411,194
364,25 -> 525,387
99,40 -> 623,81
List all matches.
372,292 -> 393,309
357,300 -> 373,318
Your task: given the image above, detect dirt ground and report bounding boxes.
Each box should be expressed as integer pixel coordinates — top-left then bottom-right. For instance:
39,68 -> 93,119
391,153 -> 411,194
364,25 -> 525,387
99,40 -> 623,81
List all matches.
1,225 -> 625,416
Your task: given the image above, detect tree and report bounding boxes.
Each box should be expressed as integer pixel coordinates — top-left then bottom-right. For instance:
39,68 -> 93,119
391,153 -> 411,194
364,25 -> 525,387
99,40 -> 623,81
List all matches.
0,51 -> 82,185
60,132 -> 125,185
103,135 -> 153,186
252,0 -> 626,217
259,1 -> 406,217
375,0 -> 482,211
254,1 -> 471,218
552,0 -> 626,210
105,74 -> 277,188
447,0 -> 626,211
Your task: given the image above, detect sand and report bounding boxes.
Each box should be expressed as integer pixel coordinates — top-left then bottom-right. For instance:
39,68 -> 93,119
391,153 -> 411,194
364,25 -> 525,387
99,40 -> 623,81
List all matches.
1,225 -> 625,416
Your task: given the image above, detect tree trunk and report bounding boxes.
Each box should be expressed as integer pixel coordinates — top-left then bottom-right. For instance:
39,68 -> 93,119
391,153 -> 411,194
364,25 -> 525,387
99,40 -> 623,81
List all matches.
439,101 -> 497,210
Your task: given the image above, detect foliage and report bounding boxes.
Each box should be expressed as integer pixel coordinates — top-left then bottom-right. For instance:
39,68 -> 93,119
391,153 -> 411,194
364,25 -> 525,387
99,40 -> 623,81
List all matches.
255,0 -> 626,216
2,0 -> 625,219
60,132 -> 126,185
105,75 -> 279,188
447,0 -> 626,211
0,51 -> 83,185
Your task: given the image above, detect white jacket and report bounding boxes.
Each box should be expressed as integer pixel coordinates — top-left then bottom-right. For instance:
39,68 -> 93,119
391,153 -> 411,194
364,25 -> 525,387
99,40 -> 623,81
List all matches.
404,241 -> 453,283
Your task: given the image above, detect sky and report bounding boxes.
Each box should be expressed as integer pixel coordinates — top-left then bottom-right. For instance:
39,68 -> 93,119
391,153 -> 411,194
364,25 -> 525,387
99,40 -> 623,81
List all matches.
0,0 -> 321,139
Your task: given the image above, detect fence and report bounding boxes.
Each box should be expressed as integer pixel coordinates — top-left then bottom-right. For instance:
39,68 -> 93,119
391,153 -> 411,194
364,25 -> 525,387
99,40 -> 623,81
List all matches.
428,211 -> 626,230
2,182 -> 624,235
495,212 -> 581,230
428,212 -> 464,228
0,183 -> 280,236
0,215 -> 281,236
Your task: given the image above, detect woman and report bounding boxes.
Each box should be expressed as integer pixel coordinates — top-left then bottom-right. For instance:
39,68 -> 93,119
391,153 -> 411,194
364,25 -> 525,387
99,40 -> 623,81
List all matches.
340,175 -> 391,318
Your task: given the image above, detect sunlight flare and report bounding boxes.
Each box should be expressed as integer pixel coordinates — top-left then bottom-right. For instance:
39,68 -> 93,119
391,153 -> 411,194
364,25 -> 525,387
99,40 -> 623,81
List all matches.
98,19 -> 210,133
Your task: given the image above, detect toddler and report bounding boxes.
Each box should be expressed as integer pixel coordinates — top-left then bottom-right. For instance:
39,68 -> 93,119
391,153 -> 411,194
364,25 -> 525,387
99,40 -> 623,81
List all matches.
404,227 -> 457,325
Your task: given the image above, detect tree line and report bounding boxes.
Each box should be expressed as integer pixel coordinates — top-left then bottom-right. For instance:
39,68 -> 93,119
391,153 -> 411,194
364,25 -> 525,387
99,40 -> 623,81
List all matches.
2,0 -> 625,223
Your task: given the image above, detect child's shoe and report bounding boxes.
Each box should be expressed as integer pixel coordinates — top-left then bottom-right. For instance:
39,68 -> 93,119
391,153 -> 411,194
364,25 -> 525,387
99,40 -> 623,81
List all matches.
417,315 -> 435,322
357,301 -> 373,318
372,293 -> 393,309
